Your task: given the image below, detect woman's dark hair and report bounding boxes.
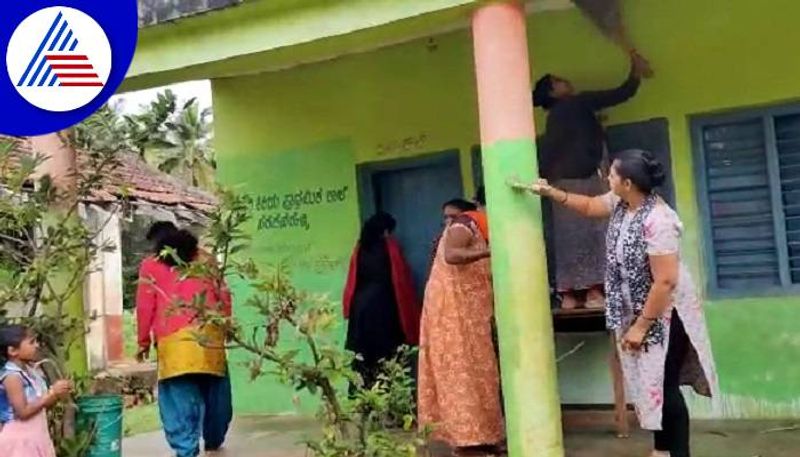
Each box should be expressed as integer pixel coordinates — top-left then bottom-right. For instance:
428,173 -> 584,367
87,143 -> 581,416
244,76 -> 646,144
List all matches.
442,198 -> 477,213
359,212 -> 396,250
612,149 -> 666,194
0,324 -> 29,364
533,74 -> 556,110
474,186 -> 486,207
146,221 -> 178,244
157,229 -> 199,267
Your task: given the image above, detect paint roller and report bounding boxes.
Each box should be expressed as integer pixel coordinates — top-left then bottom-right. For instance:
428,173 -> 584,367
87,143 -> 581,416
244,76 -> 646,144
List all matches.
573,0 -> 628,48
572,0 -> 653,77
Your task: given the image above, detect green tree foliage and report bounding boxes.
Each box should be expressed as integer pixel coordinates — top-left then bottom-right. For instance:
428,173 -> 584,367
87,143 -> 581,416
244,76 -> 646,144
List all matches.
0,132 -> 122,456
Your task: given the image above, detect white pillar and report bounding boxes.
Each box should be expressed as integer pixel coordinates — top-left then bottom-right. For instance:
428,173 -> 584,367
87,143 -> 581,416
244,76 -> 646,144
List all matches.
102,208 -> 125,363
82,204 -> 125,369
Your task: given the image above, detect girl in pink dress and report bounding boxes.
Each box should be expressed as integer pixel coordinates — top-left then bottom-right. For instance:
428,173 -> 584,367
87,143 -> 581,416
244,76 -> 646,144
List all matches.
0,324 -> 72,457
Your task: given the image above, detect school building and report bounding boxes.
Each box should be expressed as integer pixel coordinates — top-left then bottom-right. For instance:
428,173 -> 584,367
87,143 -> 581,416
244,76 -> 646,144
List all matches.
124,0 -> 800,451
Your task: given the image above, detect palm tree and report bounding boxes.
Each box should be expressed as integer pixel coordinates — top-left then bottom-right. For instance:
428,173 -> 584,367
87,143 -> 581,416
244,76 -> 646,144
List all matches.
156,97 -> 216,189
73,90 -> 216,190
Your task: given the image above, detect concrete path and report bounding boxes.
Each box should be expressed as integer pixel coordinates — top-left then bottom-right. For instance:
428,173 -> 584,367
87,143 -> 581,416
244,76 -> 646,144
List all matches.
123,416 -> 311,457
124,415 -> 800,456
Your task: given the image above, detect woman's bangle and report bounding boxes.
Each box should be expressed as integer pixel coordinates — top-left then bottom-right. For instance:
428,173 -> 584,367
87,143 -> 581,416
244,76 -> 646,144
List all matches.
639,314 -> 658,322
560,190 -> 569,204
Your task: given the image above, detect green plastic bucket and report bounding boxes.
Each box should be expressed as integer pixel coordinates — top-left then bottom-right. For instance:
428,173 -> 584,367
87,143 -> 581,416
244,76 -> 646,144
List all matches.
76,394 -> 123,457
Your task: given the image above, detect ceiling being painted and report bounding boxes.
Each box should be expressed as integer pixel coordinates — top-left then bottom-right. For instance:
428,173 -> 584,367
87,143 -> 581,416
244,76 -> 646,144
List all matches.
125,0 -> 592,91
572,0 -> 623,40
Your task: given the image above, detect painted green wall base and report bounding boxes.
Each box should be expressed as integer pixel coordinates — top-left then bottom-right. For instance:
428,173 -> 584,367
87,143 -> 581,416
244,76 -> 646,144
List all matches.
217,140 -> 359,414
556,333 -> 613,404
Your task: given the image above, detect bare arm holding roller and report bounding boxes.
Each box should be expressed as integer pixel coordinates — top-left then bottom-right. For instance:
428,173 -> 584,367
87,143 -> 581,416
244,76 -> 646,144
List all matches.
525,178 -> 613,219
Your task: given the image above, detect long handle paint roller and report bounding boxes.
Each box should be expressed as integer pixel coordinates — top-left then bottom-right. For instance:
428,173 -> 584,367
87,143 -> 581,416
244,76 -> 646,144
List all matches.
572,0 -> 628,49
572,0 -> 653,77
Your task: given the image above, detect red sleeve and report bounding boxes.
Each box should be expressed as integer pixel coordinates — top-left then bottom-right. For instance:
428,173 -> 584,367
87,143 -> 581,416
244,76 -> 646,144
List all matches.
201,249 -> 232,317
342,246 -> 359,319
386,238 -> 421,345
135,260 -> 157,349
219,281 -> 233,318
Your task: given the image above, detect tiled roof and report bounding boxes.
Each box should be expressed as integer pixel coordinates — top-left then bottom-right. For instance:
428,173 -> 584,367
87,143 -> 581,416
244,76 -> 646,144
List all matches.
0,135 -> 216,212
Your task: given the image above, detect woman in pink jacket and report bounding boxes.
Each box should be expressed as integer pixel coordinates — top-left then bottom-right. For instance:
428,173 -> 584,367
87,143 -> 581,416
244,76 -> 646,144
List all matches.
136,225 -> 232,457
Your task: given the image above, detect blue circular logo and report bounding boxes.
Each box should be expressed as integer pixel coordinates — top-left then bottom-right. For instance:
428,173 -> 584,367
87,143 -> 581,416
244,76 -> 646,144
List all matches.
0,1 -> 138,135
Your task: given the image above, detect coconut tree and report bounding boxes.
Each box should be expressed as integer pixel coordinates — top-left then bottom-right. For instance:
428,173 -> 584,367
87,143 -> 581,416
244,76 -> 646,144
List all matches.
73,90 -> 216,189
155,97 -> 216,190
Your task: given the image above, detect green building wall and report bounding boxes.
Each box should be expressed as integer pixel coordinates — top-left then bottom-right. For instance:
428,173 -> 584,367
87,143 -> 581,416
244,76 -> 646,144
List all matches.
211,0 -> 800,417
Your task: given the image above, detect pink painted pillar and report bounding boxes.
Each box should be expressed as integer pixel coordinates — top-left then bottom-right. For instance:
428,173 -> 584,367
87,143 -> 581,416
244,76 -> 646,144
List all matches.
473,2 -> 564,456
473,3 -> 536,145
29,133 -> 77,202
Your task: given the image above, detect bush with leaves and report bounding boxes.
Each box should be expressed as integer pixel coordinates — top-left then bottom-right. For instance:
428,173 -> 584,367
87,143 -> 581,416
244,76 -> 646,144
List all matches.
171,189 -> 428,456
0,132 -> 123,456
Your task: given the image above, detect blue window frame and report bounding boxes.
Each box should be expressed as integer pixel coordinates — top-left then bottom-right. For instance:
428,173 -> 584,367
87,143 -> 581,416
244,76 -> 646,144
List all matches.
693,104 -> 800,297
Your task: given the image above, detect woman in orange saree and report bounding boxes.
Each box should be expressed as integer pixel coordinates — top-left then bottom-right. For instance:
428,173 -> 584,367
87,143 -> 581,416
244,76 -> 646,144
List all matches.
417,212 -> 504,453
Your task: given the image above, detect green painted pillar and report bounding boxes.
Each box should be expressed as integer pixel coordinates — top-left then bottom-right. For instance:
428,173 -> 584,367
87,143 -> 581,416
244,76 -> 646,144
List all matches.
472,2 -> 564,456
65,262 -> 89,376
40,211 -> 89,377
33,134 -> 89,377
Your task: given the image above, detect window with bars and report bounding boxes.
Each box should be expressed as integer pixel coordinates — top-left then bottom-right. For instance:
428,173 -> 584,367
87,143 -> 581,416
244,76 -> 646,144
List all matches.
693,106 -> 800,296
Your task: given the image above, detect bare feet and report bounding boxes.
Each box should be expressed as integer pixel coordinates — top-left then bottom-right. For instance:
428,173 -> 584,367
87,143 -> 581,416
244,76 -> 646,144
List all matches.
585,289 -> 605,309
649,451 -> 670,457
561,293 -> 579,310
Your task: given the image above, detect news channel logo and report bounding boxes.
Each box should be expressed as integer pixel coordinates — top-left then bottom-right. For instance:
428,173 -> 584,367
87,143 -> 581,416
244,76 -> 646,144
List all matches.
1,2 -> 138,135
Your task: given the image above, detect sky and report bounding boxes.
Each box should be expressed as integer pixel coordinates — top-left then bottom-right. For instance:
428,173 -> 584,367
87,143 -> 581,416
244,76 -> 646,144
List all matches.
110,80 -> 213,114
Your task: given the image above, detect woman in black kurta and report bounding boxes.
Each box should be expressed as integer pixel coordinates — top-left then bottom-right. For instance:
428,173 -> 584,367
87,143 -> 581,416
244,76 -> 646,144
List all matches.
533,52 -> 649,309
345,213 -> 406,388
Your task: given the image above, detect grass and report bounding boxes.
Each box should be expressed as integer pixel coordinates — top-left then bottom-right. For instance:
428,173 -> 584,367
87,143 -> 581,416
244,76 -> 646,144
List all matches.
123,310 -> 138,358
121,310 -> 161,437
124,403 -> 161,437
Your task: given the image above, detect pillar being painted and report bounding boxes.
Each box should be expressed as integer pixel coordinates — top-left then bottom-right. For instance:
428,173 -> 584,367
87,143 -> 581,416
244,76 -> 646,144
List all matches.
472,2 -> 564,456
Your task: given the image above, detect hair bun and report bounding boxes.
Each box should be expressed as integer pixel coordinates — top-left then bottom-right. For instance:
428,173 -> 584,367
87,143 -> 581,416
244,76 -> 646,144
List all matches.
613,149 -> 666,194
532,74 -> 555,110
643,154 -> 666,187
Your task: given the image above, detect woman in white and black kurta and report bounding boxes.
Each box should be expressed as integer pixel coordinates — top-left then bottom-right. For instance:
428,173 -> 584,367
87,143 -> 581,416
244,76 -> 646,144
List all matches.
529,149 -> 718,457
